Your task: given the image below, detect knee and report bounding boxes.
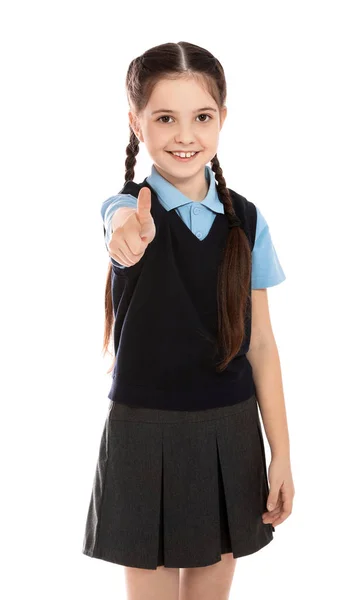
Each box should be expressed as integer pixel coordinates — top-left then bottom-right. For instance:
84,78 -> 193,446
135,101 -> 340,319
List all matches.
179,553 -> 237,600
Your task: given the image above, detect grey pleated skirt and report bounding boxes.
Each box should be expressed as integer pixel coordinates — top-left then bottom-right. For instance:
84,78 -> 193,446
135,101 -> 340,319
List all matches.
82,393 -> 275,570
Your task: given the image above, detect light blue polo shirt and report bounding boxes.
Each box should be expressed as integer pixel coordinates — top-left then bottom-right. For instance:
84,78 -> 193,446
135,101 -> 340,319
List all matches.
101,164 -> 286,289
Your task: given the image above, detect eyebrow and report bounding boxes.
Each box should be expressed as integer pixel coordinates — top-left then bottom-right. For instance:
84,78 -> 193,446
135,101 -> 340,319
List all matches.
151,107 -> 218,115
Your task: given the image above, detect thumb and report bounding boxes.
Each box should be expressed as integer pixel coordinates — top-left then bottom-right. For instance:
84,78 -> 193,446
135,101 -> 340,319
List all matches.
136,186 -> 152,226
267,492 -> 279,511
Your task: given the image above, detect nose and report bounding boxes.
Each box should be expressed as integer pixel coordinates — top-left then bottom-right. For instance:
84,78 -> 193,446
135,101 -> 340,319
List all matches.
174,123 -> 196,145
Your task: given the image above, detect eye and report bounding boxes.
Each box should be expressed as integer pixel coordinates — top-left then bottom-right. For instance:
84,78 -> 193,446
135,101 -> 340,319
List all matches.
157,114 -> 212,124
158,115 -> 173,124
196,114 -> 212,122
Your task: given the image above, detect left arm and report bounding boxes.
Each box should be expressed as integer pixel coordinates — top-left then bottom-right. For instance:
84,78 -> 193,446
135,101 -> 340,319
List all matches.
246,288 -> 290,461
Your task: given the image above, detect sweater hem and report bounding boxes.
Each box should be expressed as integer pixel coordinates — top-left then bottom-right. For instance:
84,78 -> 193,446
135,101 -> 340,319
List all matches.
107,378 -> 256,411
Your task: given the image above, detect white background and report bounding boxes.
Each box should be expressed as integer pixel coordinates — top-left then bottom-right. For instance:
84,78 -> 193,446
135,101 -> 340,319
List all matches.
1,0 -> 362,598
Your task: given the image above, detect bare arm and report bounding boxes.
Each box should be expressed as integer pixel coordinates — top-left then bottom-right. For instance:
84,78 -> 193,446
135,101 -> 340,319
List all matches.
246,289 -> 290,461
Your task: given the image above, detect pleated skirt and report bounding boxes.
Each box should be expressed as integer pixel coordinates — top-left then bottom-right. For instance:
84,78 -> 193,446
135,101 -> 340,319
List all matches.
82,393 -> 275,570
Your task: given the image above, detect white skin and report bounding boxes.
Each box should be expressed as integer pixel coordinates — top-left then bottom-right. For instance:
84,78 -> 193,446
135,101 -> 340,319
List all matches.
128,75 -> 227,202
109,76 -> 229,267
123,76 -> 237,600
111,74 -> 294,600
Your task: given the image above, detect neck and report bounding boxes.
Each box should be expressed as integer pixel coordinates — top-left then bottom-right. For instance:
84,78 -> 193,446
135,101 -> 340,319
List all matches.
153,164 -> 209,202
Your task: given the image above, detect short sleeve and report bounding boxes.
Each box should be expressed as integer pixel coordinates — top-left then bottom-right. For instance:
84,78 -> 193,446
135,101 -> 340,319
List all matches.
100,194 -> 138,246
251,206 -> 286,289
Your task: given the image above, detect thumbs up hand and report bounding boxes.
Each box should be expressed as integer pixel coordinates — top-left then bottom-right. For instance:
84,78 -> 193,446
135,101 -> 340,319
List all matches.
108,187 -> 156,267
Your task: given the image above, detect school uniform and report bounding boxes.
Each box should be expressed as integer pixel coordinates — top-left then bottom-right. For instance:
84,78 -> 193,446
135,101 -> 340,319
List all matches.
82,164 -> 286,569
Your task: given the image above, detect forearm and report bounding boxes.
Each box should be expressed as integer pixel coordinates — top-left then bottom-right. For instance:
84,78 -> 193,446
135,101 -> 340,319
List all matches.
247,340 -> 290,461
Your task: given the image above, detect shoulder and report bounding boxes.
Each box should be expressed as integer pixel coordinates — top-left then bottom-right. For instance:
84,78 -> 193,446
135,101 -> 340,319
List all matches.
227,188 -> 268,232
227,187 -> 256,213
251,205 -> 287,289
227,188 -> 286,289
227,187 -> 257,248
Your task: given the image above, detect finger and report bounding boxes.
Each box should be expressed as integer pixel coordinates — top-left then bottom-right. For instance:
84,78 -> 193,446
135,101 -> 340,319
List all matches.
136,186 -> 152,225
262,495 -> 283,519
271,509 -> 292,527
122,232 -> 148,258
108,237 -> 132,266
109,238 -> 145,266
109,248 -> 135,267
262,509 -> 281,523
262,506 -> 280,520
266,486 -> 294,523
266,491 -> 281,513
109,250 -> 133,267
109,215 -> 148,255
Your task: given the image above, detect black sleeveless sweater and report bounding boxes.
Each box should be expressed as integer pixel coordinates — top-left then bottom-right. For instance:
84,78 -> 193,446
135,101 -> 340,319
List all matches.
106,178 -> 257,410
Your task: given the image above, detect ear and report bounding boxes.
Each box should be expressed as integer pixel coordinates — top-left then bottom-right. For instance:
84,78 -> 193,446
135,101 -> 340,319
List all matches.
220,105 -> 227,130
128,111 -> 144,142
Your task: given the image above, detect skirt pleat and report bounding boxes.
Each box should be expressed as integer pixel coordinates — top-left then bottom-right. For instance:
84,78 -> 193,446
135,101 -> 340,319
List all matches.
82,394 -> 274,570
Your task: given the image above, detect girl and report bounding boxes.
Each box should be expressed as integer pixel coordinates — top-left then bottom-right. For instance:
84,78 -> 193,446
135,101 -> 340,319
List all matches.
82,41 -> 295,600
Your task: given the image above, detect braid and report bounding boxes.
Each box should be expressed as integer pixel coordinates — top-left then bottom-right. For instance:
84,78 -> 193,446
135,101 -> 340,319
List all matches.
210,152 -> 251,371
210,154 -> 241,228
125,126 -> 140,182
103,125 -> 140,374
102,43 -> 254,376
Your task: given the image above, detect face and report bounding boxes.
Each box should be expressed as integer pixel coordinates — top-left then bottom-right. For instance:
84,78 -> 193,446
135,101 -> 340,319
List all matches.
128,76 -> 227,185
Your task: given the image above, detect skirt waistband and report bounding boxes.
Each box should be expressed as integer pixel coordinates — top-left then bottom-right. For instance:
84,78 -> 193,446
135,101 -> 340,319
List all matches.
108,394 -> 258,424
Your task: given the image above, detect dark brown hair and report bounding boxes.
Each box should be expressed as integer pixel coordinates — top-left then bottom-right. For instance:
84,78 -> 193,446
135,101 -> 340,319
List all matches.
103,41 -> 251,373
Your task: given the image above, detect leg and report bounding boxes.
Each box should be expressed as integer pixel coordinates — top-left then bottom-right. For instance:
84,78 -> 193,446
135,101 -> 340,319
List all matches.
125,565 -> 180,600
179,552 -> 237,600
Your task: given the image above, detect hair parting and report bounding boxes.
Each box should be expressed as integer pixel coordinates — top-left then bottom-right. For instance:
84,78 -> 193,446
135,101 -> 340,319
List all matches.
103,41 -> 252,373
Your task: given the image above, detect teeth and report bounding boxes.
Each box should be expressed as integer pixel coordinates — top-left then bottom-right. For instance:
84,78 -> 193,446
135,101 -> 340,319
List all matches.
171,151 -> 196,158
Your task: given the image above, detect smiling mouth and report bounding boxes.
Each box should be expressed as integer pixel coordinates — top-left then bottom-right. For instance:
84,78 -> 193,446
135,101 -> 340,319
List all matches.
166,151 -> 201,161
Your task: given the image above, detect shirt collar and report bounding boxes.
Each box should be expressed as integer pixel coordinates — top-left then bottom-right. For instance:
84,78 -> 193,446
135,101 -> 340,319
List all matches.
146,164 -> 225,214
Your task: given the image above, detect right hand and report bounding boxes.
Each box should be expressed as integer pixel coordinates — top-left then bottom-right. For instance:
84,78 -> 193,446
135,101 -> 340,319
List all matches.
108,186 -> 156,267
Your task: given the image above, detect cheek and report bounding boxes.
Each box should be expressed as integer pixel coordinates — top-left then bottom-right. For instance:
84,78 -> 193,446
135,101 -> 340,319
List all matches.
200,129 -> 219,147
145,124 -> 170,146
200,121 -> 220,139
